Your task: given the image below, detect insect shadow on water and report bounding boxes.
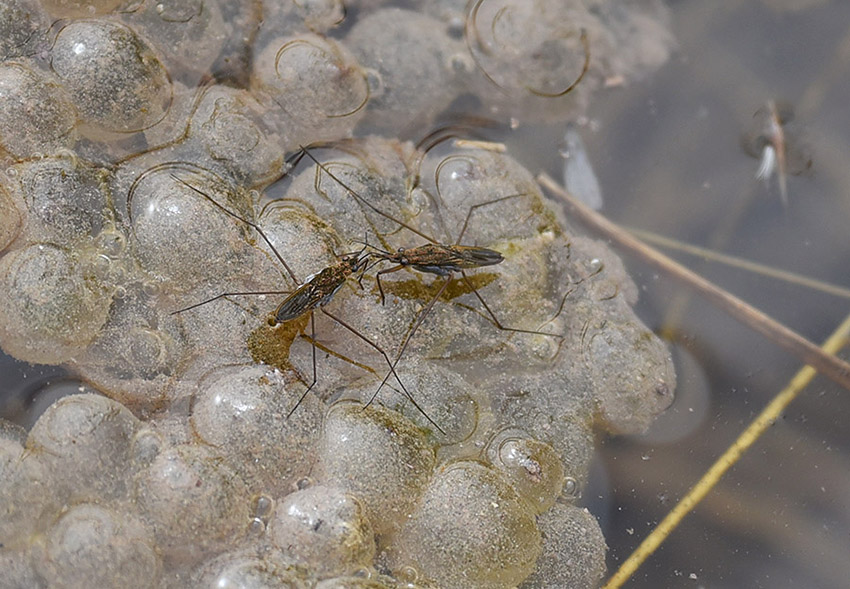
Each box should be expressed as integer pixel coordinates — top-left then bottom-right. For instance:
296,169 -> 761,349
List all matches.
293,146 -> 564,406
168,174 -> 444,432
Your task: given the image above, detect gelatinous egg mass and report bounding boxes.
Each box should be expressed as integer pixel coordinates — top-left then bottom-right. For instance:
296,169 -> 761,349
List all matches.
0,2 -> 676,587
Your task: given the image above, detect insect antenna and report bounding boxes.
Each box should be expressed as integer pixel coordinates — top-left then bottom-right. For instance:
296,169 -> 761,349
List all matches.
348,237 -> 395,290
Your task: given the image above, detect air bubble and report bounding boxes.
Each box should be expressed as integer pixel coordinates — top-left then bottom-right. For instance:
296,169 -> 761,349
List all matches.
485,428 -> 566,514
253,33 -> 368,146
0,243 -> 111,364
73,284 -> 187,412
127,165 -> 258,289
191,550 -> 306,589
131,427 -> 164,467
8,157 -> 111,248
397,565 -> 420,583
356,359 -> 478,443
95,228 -> 127,258
187,86 -> 285,184
117,0 -> 227,78
40,0 -> 123,18
0,435 -> 58,548
464,0 -> 593,121
315,576 -> 397,589
0,62 -> 78,159
0,547 -> 44,589
38,504 -> 161,589
388,460 -> 541,589
315,401 -> 435,536
247,518 -> 265,536
447,51 -> 475,75
362,67 -> 384,98
0,419 -> 26,444
275,148 -> 411,243
50,20 -> 172,135
291,0 -> 346,30
0,179 -> 23,252
518,503 -> 607,588
255,494 -> 274,519
586,319 -> 677,434
26,393 -> 141,502
345,8 -> 465,133
133,444 -> 250,566
253,0 -> 347,64
429,149 -> 541,244
141,280 -> 160,297
190,364 -> 322,493
268,485 -> 376,577
0,0 -> 50,59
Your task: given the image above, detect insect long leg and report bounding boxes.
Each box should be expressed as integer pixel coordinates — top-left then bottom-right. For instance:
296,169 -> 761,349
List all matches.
369,279 -> 451,408
454,193 -> 522,243
171,290 -> 292,315
373,264 -> 405,305
297,146 -> 436,244
171,174 -> 299,284
321,307 -> 445,434
287,312 -> 318,418
460,271 -> 560,338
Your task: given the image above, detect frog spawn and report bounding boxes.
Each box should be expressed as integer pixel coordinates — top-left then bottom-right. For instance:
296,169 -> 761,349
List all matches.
0,1 -> 677,587
0,139 -> 674,589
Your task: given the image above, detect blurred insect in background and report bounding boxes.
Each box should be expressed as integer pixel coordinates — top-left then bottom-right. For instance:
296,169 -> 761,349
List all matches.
741,100 -> 813,206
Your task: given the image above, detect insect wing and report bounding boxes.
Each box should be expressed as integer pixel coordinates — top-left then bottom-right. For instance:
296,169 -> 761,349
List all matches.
275,265 -> 353,323
273,281 -> 322,323
453,245 -> 504,268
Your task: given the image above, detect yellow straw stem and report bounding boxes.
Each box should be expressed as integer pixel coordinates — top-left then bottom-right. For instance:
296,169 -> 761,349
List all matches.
602,312 -> 850,588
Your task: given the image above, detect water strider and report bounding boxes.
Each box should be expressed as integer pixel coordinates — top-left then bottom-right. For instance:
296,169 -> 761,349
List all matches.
294,146 -> 564,402
169,175 -> 444,432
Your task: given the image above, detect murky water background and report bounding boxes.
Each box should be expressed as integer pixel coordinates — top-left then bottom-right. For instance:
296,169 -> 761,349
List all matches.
582,2 -> 850,588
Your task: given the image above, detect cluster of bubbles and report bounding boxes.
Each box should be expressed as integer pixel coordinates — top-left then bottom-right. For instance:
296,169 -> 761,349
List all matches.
0,0 -> 676,587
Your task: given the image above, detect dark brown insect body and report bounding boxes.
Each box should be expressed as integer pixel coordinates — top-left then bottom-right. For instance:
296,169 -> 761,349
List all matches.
385,244 -> 503,275
271,252 -> 367,324
364,243 -> 504,304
